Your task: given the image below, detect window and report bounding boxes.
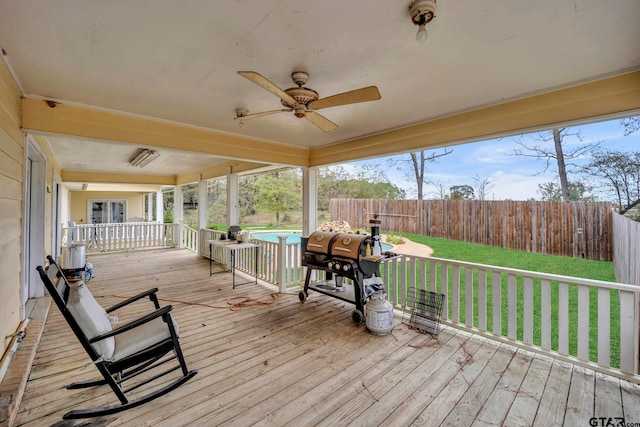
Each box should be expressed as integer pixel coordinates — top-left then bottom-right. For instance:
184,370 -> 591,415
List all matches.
88,200 -> 127,224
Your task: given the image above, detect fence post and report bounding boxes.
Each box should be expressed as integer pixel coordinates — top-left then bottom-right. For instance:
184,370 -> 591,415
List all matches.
277,235 -> 287,293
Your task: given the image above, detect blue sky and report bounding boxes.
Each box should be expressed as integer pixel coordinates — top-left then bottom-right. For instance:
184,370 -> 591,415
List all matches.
344,117 -> 639,201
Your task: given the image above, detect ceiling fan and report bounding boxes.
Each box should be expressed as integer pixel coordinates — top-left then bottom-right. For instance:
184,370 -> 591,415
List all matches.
236,71 -> 381,131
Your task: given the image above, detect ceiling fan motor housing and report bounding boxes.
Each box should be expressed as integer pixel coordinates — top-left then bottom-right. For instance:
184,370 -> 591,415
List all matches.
281,86 -> 319,112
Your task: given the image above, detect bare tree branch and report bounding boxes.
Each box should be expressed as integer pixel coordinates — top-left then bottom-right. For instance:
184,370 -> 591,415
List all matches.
389,148 -> 453,199
512,128 -> 599,201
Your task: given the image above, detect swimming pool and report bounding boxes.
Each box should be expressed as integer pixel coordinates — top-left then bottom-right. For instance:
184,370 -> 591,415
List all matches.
252,231 -> 392,251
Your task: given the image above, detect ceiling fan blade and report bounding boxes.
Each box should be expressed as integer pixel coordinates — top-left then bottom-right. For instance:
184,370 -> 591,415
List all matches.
310,86 -> 381,110
305,111 -> 338,132
234,109 -> 291,121
237,71 -> 297,106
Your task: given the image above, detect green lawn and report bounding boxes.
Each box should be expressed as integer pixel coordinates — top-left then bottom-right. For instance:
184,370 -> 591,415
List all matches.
400,233 -> 616,282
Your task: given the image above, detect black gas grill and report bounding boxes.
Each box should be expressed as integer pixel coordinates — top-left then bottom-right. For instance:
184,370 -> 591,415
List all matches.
299,231 -> 388,324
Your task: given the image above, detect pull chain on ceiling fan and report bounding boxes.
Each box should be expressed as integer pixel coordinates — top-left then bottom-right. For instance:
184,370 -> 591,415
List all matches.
236,71 -> 381,131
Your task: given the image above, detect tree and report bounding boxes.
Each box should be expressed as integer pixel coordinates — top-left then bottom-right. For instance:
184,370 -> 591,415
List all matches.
390,149 -> 453,199
238,175 -> 258,216
317,166 -> 354,211
513,128 -> 599,201
448,185 -> 475,200
431,182 -> 449,200
537,180 -> 595,201
254,170 -> 302,226
583,149 -> 640,210
473,174 -> 495,200
317,165 -> 405,210
620,116 -> 640,136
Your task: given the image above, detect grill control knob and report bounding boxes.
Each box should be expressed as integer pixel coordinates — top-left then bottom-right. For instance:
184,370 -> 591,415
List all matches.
327,262 -> 333,269
343,264 -> 350,272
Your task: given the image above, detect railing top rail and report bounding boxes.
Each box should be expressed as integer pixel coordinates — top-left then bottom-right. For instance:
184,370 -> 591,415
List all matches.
63,222 -> 161,228
405,254 -> 639,293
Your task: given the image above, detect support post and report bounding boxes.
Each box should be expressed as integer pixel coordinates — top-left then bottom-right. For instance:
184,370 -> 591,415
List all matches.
147,193 -> 153,221
174,185 -> 184,248
196,175 -> 208,253
277,235 -> 287,293
227,167 -> 239,227
155,190 -> 163,224
302,167 -> 318,283
302,167 -> 318,236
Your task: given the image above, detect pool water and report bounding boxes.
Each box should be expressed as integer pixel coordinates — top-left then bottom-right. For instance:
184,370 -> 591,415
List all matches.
252,231 -> 393,251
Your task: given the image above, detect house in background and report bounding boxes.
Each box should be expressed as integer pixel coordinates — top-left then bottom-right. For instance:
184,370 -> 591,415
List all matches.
1,0 -> 639,385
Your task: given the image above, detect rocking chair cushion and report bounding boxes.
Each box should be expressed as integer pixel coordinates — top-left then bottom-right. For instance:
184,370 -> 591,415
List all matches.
67,282 -> 115,359
111,316 -> 179,361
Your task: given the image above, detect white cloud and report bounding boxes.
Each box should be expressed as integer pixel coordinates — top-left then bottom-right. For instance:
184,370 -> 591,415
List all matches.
465,143 -> 519,165
487,171 -> 549,200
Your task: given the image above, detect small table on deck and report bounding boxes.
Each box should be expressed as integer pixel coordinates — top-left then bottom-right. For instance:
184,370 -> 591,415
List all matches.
208,240 -> 259,288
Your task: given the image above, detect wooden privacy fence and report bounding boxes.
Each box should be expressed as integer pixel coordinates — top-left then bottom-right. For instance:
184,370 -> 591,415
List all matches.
330,199 -> 614,261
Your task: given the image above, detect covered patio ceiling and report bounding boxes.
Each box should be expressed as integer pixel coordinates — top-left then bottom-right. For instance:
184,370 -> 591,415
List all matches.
1,0 -> 639,188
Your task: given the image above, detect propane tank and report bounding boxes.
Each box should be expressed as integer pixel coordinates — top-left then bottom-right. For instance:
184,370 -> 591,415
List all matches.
365,291 -> 394,336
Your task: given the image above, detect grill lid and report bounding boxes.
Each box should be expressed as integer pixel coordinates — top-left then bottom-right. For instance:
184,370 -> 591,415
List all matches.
305,231 -> 336,254
330,233 -> 370,260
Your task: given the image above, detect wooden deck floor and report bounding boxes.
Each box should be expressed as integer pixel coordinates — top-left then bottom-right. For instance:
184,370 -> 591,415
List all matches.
15,249 -> 640,426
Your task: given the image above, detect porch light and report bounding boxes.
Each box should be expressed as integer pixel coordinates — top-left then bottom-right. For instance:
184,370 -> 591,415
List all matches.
129,149 -> 160,168
409,0 -> 436,43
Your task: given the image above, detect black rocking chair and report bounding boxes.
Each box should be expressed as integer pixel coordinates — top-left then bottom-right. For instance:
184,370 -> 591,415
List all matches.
36,255 -> 197,419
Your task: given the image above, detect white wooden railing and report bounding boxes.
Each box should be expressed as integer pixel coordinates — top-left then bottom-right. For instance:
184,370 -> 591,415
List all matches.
379,255 -> 639,378
198,229 -> 303,288
181,225 -> 198,252
62,222 -> 176,252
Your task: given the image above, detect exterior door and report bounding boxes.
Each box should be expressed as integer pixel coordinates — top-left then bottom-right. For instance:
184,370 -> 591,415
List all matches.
90,200 -> 126,224
91,201 -> 107,224
23,140 -> 46,304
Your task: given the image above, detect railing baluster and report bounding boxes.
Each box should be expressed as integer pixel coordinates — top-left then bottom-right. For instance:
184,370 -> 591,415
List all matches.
465,266 -> 474,328
399,257 -> 407,307
578,284 -> 590,360
558,281 -> 569,355
429,260 -> 437,293
618,290 -> 637,374
451,265 -> 460,323
523,276 -> 533,344
492,271 -> 501,335
541,279 -> 551,350
419,258 -> 427,291
441,262 -> 449,320
390,258 -> 399,306
478,269 -> 487,331
597,287 -> 611,367
507,274 -> 517,340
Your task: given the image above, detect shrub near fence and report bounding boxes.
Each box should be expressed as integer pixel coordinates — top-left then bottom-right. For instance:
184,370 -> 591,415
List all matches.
330,199 -> 614,261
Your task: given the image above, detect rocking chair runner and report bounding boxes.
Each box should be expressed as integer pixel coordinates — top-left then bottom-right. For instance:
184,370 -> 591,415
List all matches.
36,255 -> 197,419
